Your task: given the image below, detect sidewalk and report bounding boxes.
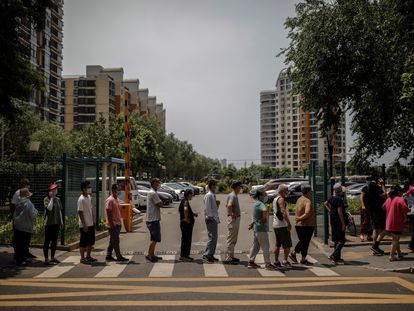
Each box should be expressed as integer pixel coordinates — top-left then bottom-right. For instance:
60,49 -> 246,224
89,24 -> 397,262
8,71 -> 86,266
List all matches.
312,234 -> 414,273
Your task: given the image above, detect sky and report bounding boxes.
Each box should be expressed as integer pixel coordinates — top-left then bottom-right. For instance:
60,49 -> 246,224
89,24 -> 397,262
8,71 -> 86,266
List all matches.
62,0 -> 298,167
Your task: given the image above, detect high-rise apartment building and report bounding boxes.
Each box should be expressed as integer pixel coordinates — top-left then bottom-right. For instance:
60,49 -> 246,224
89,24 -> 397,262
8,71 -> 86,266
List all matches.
18,0 -> 64,125
63,65 -> 166,131
260,69 -> 346,171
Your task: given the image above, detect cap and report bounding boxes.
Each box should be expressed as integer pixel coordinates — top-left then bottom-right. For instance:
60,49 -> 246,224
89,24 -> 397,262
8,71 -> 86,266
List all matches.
20,188 -> 33,198
48,184 -> 58,191
231,181 -> 242,189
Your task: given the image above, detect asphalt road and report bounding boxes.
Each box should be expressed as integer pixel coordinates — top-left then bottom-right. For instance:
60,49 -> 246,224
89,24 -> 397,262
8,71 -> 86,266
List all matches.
1,193 -> 414,310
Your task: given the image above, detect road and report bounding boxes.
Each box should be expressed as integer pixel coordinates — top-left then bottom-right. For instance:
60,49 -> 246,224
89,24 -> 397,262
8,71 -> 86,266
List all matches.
1,193 -> 414,310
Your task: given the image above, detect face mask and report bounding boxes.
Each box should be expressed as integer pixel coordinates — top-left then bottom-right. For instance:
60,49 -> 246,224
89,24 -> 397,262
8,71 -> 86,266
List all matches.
263,196 -> 269,203
87,187 -> 92,194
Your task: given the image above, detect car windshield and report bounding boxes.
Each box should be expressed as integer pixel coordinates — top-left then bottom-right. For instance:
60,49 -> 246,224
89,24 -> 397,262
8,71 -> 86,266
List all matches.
137,185 -> 150,191
165,183 -> 185,189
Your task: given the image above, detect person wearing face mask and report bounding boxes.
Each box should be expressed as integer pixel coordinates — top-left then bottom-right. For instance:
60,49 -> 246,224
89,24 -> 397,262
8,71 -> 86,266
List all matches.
43,184 -> 64,265
78,180 -> 96,264
13,188 -> 38,266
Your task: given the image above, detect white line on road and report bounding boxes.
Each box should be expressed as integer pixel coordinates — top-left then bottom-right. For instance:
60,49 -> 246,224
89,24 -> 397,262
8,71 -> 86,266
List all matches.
149,255 -> 176,278
34,256 -> 80,278
203,256 -> 228,277
305,255 -> 339,276
94,255 -> 133,278
249,254 -> 285,277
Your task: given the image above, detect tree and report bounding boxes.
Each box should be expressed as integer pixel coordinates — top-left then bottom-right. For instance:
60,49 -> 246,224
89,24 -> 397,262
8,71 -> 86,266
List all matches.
0,0 -> 57,121
280,0 -> 414,167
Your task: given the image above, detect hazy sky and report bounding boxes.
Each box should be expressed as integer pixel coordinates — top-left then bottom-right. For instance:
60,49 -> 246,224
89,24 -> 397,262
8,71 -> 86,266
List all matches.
62,0 -> 298,166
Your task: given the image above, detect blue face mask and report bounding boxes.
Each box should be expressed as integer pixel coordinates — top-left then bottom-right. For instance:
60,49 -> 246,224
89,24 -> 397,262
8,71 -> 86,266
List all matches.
263,196 -> 269,204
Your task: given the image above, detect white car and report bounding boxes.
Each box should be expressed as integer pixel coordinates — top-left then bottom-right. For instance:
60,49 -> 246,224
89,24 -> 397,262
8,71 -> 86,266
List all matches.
161,183 -> 185,200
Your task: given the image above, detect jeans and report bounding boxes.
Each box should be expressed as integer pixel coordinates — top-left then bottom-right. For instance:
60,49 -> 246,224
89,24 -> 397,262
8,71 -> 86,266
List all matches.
249,231 -> 271,264
107,224 -> 122,258
180,221 -> 194,257
294,226 -> 314,258
203,219 -> 218,258
43,224 -> 60,259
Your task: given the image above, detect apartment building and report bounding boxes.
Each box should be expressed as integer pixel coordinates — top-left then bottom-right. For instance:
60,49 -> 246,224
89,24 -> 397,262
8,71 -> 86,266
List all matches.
138,89 -> 149,116
18,0 -> 64,125
155,103 -> 166,130
260,69 -> 346,171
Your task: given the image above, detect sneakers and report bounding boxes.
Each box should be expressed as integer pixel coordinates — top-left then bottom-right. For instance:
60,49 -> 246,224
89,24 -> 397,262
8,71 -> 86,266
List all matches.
86,256 -> 97,262
300,259 -> 312,265
154,256 -> 163,260
389,256 -> 401,262
106,255 -> 116,261
145,255 -> 158,262
80,258 -> 91,265
116,256 -> 129,262
289,252 -> 298,264
179,256 -> 193,262
44,259 -> 56,266
273,261 -> 282,269
211,256 -> 219,262
50,258 -> 60,264
247,261 -> 261,269
328,256 -> 337,265
282,260 -> 292,268
265,263 -> 276,270
26,252 -> 37,259
371,246 -> 385,256
202,256 -> 214,263
223,257 -> 240,265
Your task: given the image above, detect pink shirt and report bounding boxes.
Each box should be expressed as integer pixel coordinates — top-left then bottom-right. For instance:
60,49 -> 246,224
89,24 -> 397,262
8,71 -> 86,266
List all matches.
382,196 -> 409,232
105,195 -> 122,227
404,185 -> 414,197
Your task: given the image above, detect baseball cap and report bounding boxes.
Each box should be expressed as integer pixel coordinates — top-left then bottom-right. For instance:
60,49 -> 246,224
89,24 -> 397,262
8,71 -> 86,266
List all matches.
48,184 -> 58,191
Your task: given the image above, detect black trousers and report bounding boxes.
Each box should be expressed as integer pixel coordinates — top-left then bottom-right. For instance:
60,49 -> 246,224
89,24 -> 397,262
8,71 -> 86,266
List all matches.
330,220 -> 346,260
180,222 -> 194,257
107,224 -> 122,258
43,224 -> 61,259
294,226 -> 315,258
13,228 -> 31,264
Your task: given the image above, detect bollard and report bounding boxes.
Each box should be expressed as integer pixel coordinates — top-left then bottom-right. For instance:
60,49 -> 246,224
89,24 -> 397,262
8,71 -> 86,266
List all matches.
120,203 -> 132,232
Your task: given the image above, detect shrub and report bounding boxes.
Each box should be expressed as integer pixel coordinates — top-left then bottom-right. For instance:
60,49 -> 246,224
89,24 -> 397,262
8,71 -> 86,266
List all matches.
347,199 -> 361,215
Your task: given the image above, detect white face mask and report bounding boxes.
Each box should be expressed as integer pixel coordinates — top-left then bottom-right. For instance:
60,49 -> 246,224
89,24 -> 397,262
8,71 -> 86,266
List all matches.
87,187 -> 92,194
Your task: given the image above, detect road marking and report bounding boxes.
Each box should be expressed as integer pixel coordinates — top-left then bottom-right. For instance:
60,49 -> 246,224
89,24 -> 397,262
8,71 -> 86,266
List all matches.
203,255 -> 228,277
94,255 -> 133,278
305,255 -> 339,276
249,254 -> 285,277
148,255 -> 176,277
34,256 -> 80,278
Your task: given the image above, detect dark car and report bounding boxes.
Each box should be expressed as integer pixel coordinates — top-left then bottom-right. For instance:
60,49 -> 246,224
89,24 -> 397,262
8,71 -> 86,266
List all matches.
159,185 -> 180,201
177,182 -> 200,195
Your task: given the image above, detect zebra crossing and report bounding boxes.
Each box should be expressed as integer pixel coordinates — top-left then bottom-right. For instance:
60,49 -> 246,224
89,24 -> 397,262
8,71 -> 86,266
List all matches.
31,253 -> 340,279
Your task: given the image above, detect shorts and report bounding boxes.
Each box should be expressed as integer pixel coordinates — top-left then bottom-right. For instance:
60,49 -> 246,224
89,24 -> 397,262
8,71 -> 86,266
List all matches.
370,210 -> 386,230
388,230 -> 402,235
146,220 -> 161,242
274,227 -> 292,249
79,226 -> 95,248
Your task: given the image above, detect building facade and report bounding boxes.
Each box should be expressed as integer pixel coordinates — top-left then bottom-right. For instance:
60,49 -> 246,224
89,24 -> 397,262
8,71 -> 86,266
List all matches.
260,69 -> 346,171
18,0 -> 64,125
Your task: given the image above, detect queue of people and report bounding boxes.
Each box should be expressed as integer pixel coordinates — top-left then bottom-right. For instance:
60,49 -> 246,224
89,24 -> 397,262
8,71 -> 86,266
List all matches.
9,175 -> 414,269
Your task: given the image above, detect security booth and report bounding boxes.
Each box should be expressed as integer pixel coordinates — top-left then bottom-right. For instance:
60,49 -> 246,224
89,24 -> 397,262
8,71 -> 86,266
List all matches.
59,155 -> 132,245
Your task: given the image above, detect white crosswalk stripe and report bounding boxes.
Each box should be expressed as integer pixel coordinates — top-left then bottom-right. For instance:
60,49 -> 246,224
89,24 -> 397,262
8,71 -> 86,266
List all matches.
94,255 -> 133,278
248,254 -> 285,277
34,256 -> 80,278
148,255 -> 176,277
304,255 -> 339,276
203,255 -> 228,277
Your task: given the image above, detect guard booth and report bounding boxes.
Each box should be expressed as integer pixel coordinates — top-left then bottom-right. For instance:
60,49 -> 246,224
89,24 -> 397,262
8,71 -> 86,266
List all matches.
59,155 -> 133,245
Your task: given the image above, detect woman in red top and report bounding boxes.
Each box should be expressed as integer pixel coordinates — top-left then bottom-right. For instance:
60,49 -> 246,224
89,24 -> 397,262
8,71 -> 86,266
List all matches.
382,185 -> 410,261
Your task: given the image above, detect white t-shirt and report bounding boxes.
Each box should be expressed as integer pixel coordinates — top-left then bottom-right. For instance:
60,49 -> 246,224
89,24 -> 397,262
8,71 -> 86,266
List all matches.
77,194 -> 94,227
11,190 -> 20,205
273,196 -> 288,228
146,188 -> 162,222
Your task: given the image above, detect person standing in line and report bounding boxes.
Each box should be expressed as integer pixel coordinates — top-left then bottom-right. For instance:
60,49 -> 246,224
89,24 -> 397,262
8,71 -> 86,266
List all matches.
43,184 -> 63,265
10,178 -> 37,260
273,184 -> 293,268
145,178 -> 163,262
247,189 -> 275,270
13,188 -> 38,266
202,180 -> 220,263
366,175 -> 387,255
105,184 -> 128,262
325,183 -> 347,264
403,177 -> 414,252
383,185 -> 410,261
179,189 -> 198,261
360,179 -> 373,242
290,184 -> 315,265
224,181 -> 242,265
78,180 -> 97,264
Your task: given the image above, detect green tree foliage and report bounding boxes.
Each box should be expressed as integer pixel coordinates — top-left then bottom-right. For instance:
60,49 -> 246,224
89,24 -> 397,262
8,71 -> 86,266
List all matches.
0,0 -> 57,120
280,0 -> 414,164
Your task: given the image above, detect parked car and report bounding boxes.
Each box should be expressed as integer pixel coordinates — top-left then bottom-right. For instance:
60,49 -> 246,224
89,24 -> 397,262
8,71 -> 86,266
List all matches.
137,185 -> 174,207
163,182 -> 191,196
159,185 -> 180,201
346,183 -> 366,200
253,178 -> 308,192
161,183 -> 184,200
177,182 -> 200,195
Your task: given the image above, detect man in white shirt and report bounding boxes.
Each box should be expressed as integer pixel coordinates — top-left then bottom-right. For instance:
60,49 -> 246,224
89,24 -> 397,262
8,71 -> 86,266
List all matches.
145,178 -> 163,262
78,181 -> 96,264
202,180 -> 220,263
